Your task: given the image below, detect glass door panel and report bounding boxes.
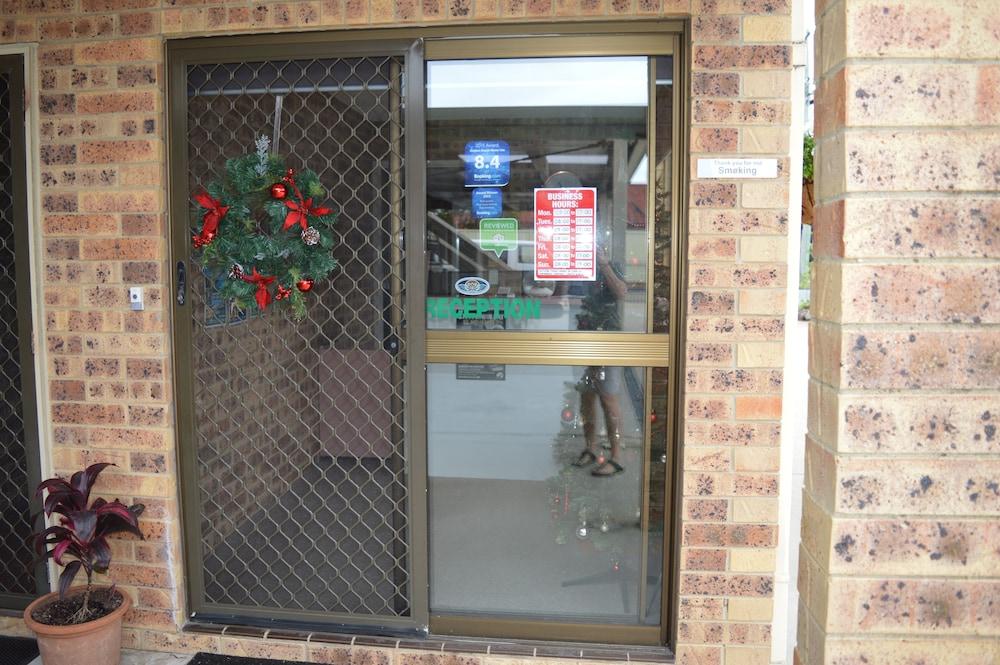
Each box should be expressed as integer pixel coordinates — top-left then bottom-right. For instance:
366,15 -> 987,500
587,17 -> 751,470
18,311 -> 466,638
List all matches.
428,363 -> 662,625
425,57 -> 650,334
424,47 -> 676,644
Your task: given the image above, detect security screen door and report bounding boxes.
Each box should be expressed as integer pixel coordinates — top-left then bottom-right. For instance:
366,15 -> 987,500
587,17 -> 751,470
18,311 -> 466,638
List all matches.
169,39 -> 426,629
0,53 -> 47,611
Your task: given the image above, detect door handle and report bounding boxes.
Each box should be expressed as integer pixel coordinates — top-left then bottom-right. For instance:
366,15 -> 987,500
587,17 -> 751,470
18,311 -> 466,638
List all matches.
176,261 -> 186,306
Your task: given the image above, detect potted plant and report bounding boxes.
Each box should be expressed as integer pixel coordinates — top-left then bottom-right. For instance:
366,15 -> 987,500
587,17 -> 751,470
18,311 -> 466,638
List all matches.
24,463 -> 144,665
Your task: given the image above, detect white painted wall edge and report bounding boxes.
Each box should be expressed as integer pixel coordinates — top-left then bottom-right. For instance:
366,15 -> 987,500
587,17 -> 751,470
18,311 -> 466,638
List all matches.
771,1 -> 810,661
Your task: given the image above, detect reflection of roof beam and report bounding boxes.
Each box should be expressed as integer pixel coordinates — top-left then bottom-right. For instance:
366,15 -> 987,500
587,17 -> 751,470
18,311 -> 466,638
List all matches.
628,140 -> 648,186
427,212 -> 509,273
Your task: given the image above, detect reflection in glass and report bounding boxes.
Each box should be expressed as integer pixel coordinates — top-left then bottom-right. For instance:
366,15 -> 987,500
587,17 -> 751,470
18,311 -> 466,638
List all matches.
652,56 -> 674,334
428,364 -> 663,625
426,57 -> 650,333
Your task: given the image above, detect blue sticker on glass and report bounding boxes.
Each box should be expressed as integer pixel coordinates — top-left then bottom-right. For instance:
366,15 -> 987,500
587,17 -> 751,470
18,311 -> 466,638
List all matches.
464,140 -> 510,187
472,188 -> 503,218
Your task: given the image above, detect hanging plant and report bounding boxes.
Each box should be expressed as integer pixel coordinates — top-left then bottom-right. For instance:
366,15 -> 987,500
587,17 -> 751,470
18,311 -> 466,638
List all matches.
190,136 -> 337,319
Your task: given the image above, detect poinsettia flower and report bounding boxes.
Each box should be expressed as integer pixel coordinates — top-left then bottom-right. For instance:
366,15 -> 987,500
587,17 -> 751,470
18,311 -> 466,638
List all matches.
283,198 -> 332,231
242,267 -> 277,310
193,191 -> 229,245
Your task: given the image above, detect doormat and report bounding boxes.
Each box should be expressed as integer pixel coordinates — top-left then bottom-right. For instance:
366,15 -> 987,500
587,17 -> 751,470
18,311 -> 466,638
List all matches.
0,636 -> 39,665
190,654 -> 304,665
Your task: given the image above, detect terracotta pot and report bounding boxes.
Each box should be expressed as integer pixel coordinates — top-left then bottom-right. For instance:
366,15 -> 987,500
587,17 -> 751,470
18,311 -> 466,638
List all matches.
23,585 -> 130,665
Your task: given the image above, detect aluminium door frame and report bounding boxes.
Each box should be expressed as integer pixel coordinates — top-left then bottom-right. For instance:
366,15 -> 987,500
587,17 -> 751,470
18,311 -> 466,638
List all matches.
166,20 -> 689,648
166,35 -> 429,633
421,29 -> 684,648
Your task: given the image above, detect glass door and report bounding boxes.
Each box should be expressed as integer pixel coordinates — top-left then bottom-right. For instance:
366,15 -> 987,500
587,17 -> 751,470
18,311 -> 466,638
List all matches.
423,36 -> 679,644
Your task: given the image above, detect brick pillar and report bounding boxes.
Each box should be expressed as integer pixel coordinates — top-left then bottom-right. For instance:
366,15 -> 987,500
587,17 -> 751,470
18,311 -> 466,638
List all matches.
799,1 -> 1000,664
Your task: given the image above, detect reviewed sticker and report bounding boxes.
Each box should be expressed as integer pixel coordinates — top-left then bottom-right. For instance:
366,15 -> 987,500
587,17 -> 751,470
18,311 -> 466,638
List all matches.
533,187 -> 597,281
479,218 -> 518,257
464,140 -> 510,187
472,188 -> 503,217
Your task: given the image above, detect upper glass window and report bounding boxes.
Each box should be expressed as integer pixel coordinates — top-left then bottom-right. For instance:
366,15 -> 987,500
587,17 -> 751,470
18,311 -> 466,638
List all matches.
425,57 -> 651,333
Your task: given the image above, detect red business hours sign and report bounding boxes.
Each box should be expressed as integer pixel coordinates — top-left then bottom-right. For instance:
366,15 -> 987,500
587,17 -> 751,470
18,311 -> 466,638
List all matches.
533,187 -> 597,281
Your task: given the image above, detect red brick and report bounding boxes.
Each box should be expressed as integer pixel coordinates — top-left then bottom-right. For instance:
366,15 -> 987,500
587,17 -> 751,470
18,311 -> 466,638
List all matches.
81,238 -> 159,260
686,498 -> 729,521
843,331 -> 1000,391
117,64 -> 156,87
50,380 -> 86,401
118,12 -> 156,35
693,127 -> 739,152
43,214 -> 117,235
684,549 -> 728,571
693,72 -> 740,97
684,524 -> 776,547
76,92 -> 156,114
52,403 -> 126,425
689,291 -> 736,315
741,0 -> 787,13
79,139 -> 157,164
694,45 -> 790,69
81,0 -> 157,9
849,3 -> 956,57
39,93 -> 75,115
687,343 -> 734,365
680,573 -> 773,596
75,38 -> 157,64
693,182 -> 738,207
79,191 -> 158,213
735,395 -> 782,419
693,15 -> 740,42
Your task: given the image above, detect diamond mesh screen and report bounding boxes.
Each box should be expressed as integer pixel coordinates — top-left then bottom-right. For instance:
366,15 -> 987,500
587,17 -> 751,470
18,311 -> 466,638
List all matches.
0,63 -> 37,602
185,56 -> 410,618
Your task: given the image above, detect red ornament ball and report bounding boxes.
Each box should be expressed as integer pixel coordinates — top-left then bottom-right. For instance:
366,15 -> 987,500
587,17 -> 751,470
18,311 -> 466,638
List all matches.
650,411 -> 658,423
270,183 -> 287,200
296,278 -> 314,293
561,408 -> 575,423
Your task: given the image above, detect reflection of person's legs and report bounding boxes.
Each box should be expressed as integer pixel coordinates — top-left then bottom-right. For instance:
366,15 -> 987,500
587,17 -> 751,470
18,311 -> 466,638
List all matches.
581,388 -> 598,453
599,392 -> 622,462
592,367 -> 625,477
572,368 -> 600,467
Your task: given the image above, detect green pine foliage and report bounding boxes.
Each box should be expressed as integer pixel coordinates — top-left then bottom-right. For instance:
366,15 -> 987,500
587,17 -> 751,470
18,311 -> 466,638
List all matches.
193,151 -> 337,319
803,132 -> 815,183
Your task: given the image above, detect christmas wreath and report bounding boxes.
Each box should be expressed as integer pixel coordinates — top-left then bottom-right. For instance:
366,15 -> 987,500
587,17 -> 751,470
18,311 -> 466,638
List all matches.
190,136 -> 338,318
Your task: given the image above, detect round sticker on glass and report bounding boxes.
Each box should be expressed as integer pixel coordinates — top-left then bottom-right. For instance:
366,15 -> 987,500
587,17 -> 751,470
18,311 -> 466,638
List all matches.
455,276 -> 490,296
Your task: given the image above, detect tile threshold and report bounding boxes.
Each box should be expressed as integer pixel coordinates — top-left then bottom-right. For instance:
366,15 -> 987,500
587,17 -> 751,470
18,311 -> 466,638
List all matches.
185,622 -> 673,663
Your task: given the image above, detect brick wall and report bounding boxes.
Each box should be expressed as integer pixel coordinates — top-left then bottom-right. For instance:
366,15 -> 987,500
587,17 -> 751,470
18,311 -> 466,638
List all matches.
798,1 -> 1000,664
0,1 -> 794,662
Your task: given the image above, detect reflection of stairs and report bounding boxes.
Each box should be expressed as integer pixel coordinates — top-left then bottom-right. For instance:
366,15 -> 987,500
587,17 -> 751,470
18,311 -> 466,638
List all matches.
203,456 -> 407,616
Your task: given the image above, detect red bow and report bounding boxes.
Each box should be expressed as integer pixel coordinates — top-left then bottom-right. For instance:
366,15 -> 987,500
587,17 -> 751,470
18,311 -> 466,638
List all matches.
241,267 -> 276,310
193,191 -> 229,247
283,198 -> 332,231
